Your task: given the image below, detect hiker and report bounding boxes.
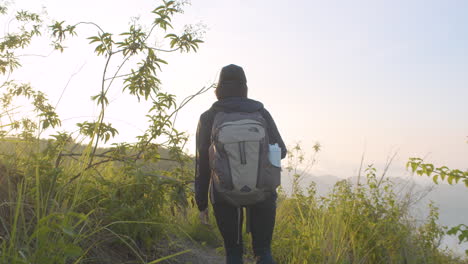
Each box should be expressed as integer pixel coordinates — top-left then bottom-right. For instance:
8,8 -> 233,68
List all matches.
195,64 -> 287,264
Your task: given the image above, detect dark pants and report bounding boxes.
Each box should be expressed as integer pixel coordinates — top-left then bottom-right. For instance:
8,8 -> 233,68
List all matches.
212,196 -> 276,264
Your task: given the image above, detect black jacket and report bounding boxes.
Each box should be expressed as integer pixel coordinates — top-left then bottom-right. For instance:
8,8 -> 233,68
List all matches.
195,97 -> 287,211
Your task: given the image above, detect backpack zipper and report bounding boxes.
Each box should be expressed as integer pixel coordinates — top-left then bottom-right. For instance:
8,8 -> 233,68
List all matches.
219,122 -> 263,130
256,141 -> 263,188
239,141 -> 247,165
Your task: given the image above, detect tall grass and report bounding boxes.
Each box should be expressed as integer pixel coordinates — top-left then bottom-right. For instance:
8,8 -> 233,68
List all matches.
1,137 -> 467,263
0,137 -> 195,263
271,167 -> 466,264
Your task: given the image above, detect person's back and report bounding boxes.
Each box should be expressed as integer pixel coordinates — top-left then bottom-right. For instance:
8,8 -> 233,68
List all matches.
195,64 -> 287,264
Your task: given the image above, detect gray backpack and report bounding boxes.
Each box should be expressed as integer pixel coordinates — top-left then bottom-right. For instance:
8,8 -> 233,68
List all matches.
209,111 -> 281,207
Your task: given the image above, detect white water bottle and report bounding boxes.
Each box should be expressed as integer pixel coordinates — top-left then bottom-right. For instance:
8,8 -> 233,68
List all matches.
268,143 -> 281,167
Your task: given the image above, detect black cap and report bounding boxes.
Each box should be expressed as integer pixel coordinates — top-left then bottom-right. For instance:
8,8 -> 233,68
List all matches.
216,64 -> 248,100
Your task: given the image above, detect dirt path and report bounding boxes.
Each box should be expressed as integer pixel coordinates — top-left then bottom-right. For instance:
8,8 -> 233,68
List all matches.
181,246 -> 225,263
172,245 -> 255,264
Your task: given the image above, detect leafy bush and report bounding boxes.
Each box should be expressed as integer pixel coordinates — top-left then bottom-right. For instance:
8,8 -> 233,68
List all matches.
408,157 -> 468,256
271,166 -> 464,263
260,144 -> 466,263
0,1 -> 206,263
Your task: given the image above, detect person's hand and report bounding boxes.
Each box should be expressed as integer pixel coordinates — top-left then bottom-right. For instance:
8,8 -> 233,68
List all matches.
199,209 -> 209,226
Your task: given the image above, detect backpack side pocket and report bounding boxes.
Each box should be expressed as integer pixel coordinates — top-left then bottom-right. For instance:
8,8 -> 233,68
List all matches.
209,143 -> 234,190
257,154 -> 281,191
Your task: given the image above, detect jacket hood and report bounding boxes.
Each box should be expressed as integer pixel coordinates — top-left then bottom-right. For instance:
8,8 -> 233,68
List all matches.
216,64 -> 248,99
212,97 -> 263,113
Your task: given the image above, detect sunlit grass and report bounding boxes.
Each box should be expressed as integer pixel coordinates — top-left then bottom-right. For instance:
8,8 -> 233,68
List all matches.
0,137 -> 196,263
1,137 -> 467,263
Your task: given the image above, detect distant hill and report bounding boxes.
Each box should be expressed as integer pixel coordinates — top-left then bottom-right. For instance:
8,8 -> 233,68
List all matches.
0,137 -> 191,177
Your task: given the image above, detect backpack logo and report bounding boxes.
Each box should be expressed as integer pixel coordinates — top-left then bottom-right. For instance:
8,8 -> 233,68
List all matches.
240,185 -> 252,192
248,127 -> 260,133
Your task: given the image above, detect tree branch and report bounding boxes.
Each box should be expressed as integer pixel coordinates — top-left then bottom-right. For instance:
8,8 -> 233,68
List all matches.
16,50 -> 55,58
74,21 -> 105,34
55,62 -> 86,109
147,46 -> 180,53
89,52 -> 113,166
134,84 -> 214,160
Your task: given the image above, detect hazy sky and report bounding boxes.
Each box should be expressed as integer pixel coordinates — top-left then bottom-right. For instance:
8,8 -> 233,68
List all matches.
5,0 -> 468,179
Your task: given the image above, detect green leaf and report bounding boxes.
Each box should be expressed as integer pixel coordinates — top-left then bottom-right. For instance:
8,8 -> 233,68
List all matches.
63,244 -> 83,258
440,172 -> 446,181
62,226 -> 76,237
87,36 -> 100,43
424,164 -> 434,176
448,176 -> 453,185
165,33 -> 177,38
447,226 -> 460,235
432,175 -> 438,184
